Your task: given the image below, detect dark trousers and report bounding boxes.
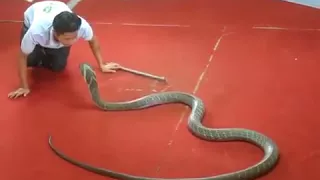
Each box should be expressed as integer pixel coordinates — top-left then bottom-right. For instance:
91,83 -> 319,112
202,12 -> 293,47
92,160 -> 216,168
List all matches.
20,24 -> 71,72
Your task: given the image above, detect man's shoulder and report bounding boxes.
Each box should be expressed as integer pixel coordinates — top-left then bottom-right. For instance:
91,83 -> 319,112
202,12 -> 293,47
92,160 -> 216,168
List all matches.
79,16 -> 91,27
27,22 -> 51,41
29,21 -> 49,33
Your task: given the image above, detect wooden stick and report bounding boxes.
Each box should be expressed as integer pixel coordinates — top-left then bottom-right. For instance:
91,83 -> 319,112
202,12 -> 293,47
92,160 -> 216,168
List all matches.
119,66 -> 167,82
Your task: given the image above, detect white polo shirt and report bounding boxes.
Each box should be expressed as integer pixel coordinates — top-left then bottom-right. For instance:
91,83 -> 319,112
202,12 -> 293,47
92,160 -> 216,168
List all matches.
21,1 -> 93,54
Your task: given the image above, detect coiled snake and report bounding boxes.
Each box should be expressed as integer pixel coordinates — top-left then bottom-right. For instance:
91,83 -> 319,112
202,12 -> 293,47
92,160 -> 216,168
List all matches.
48,63 -> 280,180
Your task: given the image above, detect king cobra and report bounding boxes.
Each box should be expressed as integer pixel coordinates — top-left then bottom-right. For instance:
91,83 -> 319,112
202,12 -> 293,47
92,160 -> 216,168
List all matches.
48,63 -> 280,180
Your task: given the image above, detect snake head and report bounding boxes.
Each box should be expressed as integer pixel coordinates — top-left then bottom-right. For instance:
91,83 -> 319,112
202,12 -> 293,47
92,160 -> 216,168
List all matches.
79,63 -> 96,83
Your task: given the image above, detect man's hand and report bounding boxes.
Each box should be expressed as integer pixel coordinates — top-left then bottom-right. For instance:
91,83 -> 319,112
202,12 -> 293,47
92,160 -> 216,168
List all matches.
100,62 -> 121,73
8,88 -> 30,99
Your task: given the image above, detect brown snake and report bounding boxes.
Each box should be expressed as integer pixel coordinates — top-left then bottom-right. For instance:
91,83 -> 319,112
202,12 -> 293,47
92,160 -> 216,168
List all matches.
48,63 -> 280,180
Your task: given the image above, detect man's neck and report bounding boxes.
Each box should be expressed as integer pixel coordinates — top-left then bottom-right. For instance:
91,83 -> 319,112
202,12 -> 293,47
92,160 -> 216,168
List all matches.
53,32 -> 59,43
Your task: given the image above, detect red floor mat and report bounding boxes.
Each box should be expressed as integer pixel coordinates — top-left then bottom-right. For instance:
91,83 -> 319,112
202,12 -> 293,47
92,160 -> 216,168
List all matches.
1,0 -> 320,180
0,1 -> 29,20
0,22 -> 222,180
74,0 -> 320,28
156,29 -> 320,179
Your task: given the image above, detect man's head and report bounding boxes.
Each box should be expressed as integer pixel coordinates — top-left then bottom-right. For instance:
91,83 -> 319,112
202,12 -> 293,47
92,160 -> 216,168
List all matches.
52,11 -> 81,46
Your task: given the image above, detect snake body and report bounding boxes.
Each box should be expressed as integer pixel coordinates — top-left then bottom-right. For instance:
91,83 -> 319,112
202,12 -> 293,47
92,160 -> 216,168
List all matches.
48,63 -> 280,180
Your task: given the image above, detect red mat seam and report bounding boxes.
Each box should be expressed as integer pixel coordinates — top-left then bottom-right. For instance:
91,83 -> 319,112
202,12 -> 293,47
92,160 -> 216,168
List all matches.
153,29 -> 231,175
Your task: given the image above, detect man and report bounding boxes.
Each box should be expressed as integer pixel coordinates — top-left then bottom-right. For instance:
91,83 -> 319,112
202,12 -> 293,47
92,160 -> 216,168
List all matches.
8,1 -> 119,99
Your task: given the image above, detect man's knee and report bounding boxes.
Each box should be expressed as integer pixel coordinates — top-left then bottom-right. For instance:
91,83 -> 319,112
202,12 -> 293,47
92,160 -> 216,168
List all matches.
50,60 -> 67,72
47,47 -> 70,72
26,45 -> 45,67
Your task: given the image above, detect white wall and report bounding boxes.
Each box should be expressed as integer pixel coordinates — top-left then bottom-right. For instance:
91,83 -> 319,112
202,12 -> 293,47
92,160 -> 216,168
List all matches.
283,0 -> 320,8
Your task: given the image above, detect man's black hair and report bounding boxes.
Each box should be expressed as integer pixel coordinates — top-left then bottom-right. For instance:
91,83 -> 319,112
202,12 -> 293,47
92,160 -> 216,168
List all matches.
52,11 -> 82,35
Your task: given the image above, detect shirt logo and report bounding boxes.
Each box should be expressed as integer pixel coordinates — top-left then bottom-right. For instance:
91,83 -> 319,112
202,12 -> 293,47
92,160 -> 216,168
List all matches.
43,4 -> 53,13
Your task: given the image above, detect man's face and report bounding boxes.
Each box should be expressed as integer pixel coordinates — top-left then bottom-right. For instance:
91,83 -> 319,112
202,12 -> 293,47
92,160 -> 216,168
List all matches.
54,31 -> 78,46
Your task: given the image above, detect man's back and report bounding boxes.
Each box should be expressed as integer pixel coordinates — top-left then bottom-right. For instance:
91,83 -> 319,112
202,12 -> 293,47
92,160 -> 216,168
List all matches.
24,1 -> 71,27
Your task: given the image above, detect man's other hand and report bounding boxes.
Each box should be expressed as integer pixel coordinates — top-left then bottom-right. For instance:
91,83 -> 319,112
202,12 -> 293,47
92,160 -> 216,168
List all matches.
8,88 -> 30,99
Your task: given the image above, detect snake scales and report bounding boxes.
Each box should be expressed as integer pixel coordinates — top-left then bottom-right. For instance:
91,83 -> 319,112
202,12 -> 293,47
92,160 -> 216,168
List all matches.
48,63 -> 280,180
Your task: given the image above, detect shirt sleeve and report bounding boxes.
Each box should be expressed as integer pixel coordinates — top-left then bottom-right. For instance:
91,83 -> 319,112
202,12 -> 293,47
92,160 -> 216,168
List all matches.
20,28 -> 37,55
79,19 -> 94,41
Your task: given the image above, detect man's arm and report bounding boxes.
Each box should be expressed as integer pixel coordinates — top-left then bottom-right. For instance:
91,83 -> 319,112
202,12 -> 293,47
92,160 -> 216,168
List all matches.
88,36 -> 104,68
79,19 -> 105,68
18,51 -> 29,89
19,29 -> 36,89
